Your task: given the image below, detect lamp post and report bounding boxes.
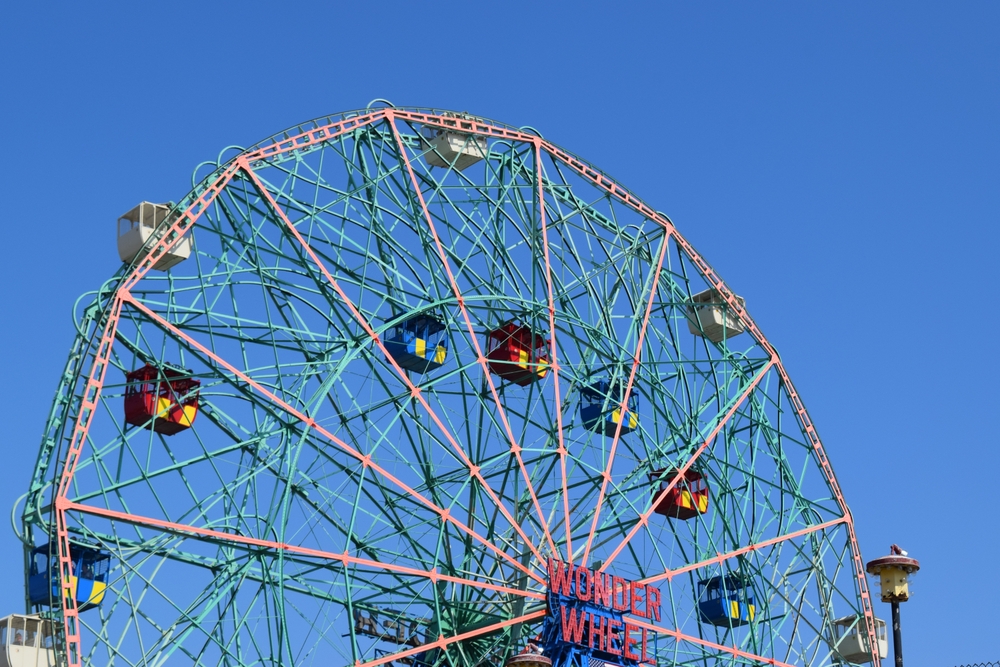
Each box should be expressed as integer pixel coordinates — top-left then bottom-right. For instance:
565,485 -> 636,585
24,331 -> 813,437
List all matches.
866,545 -> 919,667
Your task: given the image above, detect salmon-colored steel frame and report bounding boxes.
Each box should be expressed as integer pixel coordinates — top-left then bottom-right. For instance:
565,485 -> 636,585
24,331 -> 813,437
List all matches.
387,118 -> 559,561
240,159 -> 553,569
599,359 -> 776,569
60,500 -> 543,601
47,107 -> 878,667
580,223 -> 670,568
124,293 -> 544,587
533,141 -> 575,561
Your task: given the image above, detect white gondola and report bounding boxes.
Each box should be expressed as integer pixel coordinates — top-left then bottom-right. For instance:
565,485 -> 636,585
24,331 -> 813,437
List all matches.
833,616 -> 888,664
0,614 -> 56,667
423,128 -> 487,171
117,202 -> 192,271
686,287 -> 746,343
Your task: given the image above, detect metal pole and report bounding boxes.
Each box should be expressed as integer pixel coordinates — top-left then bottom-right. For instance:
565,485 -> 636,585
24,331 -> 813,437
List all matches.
891,601 -> 903,667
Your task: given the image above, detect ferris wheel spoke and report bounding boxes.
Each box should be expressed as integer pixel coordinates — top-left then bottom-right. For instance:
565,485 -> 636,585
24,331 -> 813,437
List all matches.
388,113 -> 559,562
532,153 -> 680,521
419,148 -> 576,544
580,226 -> 671,567
74,434 -> 442,600
599,358 -> 776,572
120,294 -> 544,585
239,158 -> 555,572
628,616 -> 799,667
61,499 -> 543,603
90,532 -> 443,644
532,141 -> 577,564
639,515 -> 849,587
414,171 -> 536,301
407,137 -> 559,526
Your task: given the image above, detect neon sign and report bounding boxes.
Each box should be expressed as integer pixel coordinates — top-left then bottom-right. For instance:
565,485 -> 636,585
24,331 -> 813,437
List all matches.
543,559 -> 659,665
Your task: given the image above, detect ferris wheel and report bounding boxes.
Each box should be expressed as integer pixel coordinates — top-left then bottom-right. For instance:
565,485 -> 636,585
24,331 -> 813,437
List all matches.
12,103 -> 883,667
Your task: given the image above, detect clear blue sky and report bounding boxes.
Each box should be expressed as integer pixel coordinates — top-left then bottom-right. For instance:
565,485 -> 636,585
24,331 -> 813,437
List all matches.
1,2 -> 996,664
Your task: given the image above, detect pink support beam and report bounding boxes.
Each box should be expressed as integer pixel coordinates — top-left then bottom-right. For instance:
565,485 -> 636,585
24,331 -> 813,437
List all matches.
629,616 -> 799,667
496,114 -> 877,661
386,110 -> 559,560
238,159 -> 552,571
599,360 -> 776,572
533,140 -> 575,560
123,292 -> 544,587
640,515 -> 849,586
581,232 -> 671,568
58,499 -> 543,601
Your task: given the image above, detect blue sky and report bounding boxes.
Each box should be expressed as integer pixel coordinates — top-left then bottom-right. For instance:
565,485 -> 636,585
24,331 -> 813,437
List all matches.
1,2 -> 997,664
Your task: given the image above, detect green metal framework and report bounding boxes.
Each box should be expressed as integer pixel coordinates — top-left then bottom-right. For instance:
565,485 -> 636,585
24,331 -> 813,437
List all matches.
19,104 -> 879,667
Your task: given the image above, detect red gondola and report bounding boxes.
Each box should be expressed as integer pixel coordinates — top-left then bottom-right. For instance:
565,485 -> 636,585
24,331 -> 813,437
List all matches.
124,364 -> 200,435
651,469 -> 709,520
485,322 -> 550,386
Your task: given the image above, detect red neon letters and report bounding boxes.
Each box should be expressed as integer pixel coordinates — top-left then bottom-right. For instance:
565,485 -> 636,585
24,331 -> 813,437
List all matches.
548,559 -> 659,664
